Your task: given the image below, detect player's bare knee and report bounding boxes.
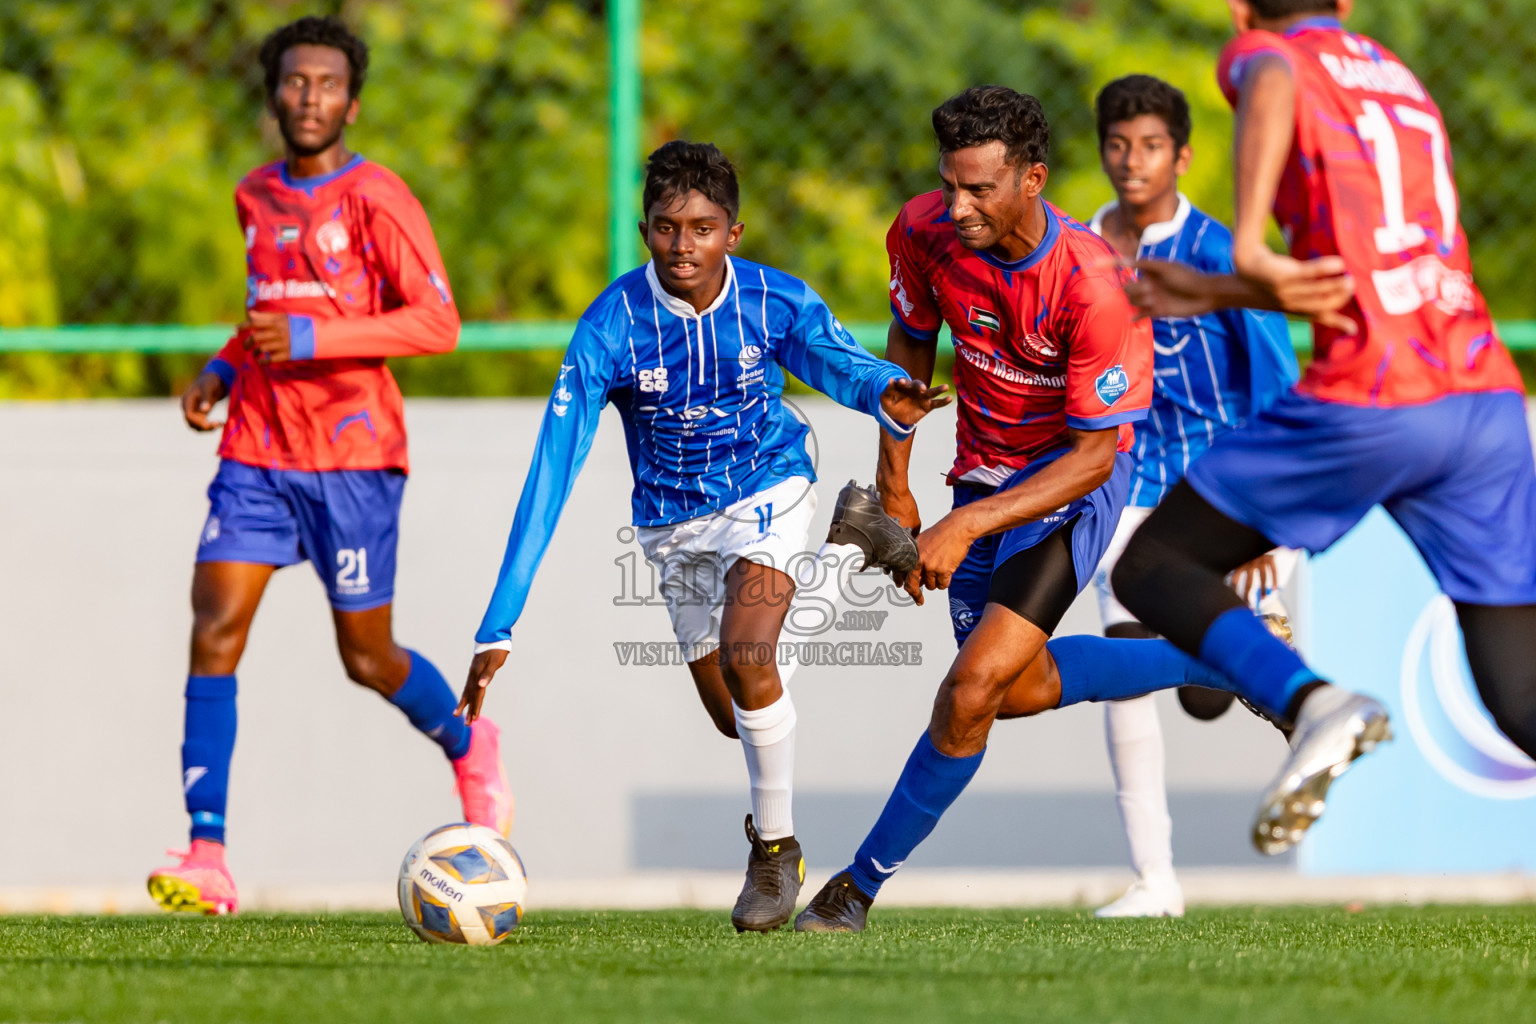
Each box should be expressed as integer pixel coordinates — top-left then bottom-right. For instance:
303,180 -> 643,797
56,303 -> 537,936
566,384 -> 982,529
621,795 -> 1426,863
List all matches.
718,642 -> 780,703
189,605 -> 249,668
337,644 -> 399,694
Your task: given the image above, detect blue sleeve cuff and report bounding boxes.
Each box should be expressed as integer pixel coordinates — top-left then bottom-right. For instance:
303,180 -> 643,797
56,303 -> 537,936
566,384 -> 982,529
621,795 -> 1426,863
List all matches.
288,314 -> 317,360
203,357 -> 236,388
1067,408 -> 1147,430
890,299 -> 940,342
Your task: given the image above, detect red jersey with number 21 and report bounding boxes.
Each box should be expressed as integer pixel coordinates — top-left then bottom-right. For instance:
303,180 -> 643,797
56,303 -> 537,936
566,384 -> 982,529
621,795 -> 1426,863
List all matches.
888,193 -> 1152,485
1218,18 -> 1519,407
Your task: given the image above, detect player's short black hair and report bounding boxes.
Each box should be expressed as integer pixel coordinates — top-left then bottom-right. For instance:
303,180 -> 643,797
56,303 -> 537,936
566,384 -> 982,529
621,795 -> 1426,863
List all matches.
260,16 -> 369,100
1096,75 -> 1192,151
931,86 -> 1051,169
642,141 -> 740,222
1247,0 -> 1338,16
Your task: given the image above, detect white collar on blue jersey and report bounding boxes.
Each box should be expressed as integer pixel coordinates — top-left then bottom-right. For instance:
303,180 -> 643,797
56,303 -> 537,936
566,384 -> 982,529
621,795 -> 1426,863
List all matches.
1088,192 -> 1192,248
644,255 -> 738,320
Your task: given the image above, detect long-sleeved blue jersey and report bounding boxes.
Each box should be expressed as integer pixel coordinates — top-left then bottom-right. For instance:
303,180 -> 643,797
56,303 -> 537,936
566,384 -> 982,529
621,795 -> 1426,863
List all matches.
1091,195 -> 1299,507
474,256 -> 912,647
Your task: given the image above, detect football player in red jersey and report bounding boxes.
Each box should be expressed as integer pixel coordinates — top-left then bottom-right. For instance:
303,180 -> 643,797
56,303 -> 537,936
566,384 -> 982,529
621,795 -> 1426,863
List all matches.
797,87 -> 1251,933
148,17 -> 511,916
1116,0 -> 1536,856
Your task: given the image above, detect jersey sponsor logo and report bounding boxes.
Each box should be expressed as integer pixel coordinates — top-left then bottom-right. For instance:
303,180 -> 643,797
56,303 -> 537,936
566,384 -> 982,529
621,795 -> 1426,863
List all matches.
890,256 -> 915,316
1095,365 -> 1130,406
249,278 -> 337,302
1318,50 -> 1426,101
968,306 -> 1001,333
956,342 -> 1065,388
1019,332 -> 1062,361
637,366 -> 670,393
553,364 -> 575,417
1371,255 -> 1475,316
738,344 -> 763,366
314,219 -> 349,255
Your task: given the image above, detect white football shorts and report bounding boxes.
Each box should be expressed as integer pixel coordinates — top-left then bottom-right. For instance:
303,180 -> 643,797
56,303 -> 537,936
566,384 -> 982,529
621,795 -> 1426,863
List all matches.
637,475 -> 817,662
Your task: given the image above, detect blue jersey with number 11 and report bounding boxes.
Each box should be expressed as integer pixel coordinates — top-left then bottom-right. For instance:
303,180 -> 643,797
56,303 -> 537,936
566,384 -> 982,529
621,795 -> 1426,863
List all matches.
474,255 -> 911,647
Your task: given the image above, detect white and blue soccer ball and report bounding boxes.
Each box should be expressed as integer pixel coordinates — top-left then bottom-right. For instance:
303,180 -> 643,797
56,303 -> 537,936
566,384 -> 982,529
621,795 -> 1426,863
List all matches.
397,823 -> 528,946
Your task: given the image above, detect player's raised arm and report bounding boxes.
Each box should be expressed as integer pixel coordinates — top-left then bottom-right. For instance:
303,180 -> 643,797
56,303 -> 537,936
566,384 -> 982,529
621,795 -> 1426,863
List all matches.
458,319 -> 618,722
775,282 -> 950,441
876,320 -> 941,534
1211,51 -> 1356,329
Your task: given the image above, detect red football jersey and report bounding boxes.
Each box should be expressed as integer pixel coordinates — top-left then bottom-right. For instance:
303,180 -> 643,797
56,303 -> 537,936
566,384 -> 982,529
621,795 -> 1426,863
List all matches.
888,193 -> 1152,484
206,156 -> 459,472
1218,18 -> 1519,406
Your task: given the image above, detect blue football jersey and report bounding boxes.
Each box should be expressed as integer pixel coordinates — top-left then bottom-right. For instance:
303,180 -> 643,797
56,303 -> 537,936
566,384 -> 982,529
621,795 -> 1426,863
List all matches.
474,256 -> 911,646
1091,196 -> 1299,507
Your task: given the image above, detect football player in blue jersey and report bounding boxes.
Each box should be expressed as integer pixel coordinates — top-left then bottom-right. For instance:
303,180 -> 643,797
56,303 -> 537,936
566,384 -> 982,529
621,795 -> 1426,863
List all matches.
1086,75 -> 1300,917
456,141 -> 949,931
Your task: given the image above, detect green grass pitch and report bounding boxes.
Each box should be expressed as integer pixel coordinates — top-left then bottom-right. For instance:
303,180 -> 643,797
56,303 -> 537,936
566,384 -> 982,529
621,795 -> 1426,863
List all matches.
3,907 -> 1533,1023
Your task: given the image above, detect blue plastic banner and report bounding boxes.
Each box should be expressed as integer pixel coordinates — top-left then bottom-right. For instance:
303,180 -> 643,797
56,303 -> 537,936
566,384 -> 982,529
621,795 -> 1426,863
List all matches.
1302,508 -> 1536,874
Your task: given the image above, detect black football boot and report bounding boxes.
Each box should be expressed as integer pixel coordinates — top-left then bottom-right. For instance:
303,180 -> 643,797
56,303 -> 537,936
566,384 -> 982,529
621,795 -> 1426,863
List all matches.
828,481 -> 919,575
793,870 -> 874,933
731,815 -> 805,932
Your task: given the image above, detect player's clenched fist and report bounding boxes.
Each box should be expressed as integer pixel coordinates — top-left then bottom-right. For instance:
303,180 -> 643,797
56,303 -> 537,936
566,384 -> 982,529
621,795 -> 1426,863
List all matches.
181,371 -> 228,431
457,648 -> 509,724
907,514 -> 977,601
242,309 -> 294,362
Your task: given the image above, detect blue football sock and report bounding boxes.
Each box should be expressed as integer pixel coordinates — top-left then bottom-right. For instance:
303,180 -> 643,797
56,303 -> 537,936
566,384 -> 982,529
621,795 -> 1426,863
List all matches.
390,650 -> 472,761
1198,607 -> 1321,719
1049,635 -> 1235,708
183,674 -> 237,845
848,733 -> 984,898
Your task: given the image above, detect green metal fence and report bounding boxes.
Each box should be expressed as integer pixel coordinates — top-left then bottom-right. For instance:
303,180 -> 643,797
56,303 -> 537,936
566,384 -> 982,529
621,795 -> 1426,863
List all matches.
2,322 -> 1534,355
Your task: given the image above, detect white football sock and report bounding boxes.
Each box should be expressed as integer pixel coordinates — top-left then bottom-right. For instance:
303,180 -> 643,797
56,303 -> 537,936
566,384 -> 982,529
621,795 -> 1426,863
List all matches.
779,540 -> 862,688
1104,694 -> 1174,879
734,691 -> 797,841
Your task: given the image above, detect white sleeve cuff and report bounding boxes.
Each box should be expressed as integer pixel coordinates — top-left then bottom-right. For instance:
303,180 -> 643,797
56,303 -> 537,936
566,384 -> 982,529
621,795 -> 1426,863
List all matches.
474,640 -> 513,655
877,405 -> 915,438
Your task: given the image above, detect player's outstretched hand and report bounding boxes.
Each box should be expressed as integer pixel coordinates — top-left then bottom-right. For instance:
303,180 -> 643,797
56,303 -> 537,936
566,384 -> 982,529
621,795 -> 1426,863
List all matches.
181,371 -> 228,431
880,378 -> 952,427
241,309 -> 293,362
1242,251 -> 1357,334
456,648 -> 509,725
1124,259 -> 1223,320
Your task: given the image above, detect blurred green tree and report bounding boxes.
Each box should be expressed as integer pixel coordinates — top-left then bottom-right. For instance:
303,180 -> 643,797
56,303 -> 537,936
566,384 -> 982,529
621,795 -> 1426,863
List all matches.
1,0 -> 1532,396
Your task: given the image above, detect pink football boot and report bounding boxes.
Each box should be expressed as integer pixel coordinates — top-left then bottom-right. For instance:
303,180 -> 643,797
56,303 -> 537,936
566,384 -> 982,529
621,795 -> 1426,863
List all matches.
147,839 -> 239,915
453,717 -> 515,836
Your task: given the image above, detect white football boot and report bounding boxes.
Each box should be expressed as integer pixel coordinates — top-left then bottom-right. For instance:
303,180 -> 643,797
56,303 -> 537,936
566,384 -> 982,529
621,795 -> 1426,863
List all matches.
1252,684 -> 1391,855
1095,872 -> 1185,918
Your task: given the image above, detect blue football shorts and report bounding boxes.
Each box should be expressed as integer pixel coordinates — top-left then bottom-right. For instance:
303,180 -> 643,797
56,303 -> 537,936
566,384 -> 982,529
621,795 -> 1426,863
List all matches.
195,459 -> 405,611
948,450 -> 1133,647
1186,389 -> 1536,606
